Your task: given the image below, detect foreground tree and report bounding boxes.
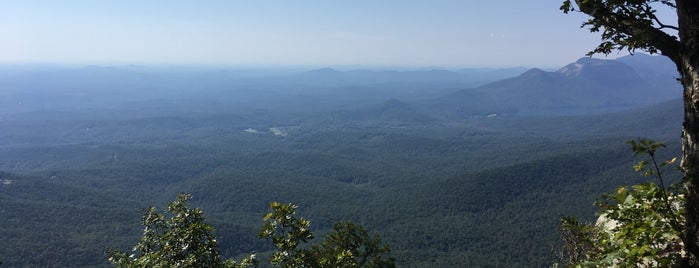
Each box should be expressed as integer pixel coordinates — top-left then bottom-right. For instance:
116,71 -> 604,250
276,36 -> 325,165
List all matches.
259,202 -> 395,268
557,139 -> 685,266
559,183 -> 685,267
109,197 -> 394,268
107,194 -> 256,268
311,221 -> 395,268
562,0 -> 699,265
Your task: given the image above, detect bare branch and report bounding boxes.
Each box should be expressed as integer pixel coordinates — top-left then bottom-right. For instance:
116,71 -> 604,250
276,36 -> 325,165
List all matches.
649,12 -> 680,31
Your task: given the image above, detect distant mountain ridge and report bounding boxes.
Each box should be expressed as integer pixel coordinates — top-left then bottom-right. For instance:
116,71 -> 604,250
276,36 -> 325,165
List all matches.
296,67 -> 526,85
0,55 -> 679,119
426,55 -> 681,116
617,53 -> 682,92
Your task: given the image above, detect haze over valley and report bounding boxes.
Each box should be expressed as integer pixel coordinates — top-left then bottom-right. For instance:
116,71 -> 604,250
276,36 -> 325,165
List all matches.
1,1 -> 690,266
0,53 -> 685,267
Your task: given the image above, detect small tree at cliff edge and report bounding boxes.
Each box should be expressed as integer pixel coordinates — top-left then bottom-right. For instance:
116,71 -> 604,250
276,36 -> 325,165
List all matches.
561,1 -> 699,266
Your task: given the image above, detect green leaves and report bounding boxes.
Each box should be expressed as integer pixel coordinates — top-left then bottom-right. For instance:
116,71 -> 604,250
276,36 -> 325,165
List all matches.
560,183 -> 685,267
598,183 -> 684,267
557,217 -> 599,265
560,0 -> 573,13
561,0 -> 680,57
259,202 -> 395,268
258,202 -> 313,267
557,140 -> 685,267
107,194 -> 256,268
110,196 -> 394,268
627,138 -> 665,158
312,222 -> 395,268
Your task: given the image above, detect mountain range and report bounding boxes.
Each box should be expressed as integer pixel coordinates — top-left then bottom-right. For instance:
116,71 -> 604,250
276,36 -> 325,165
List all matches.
426,54 -> 681,116
0,53 -> 687,267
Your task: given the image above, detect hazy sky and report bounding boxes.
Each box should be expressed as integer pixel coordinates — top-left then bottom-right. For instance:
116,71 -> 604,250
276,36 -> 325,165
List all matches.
1,0 -> 679,68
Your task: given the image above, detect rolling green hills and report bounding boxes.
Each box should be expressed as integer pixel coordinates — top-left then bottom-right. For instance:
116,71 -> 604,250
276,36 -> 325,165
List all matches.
0,56 -> 684,267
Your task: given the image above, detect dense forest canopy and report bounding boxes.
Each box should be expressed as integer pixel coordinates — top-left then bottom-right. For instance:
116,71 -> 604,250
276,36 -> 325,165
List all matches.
0,53 -> 684,267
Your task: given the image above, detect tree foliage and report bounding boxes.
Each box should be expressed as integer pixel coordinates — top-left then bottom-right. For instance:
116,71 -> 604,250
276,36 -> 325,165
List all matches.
557,139 -> 685,267
312,221 -> 395,268
558,217 -> 600,265
259,202 -> 395,268
109,197 -> 394,268
258,202 -> 314,267
560,0 -> 680,59
559,183 -> 684,267
107,194 -> 256,268
562,1 -> 699,266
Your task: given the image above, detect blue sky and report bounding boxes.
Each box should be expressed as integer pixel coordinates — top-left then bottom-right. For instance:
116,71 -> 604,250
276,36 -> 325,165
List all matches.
0,0 -> 679,68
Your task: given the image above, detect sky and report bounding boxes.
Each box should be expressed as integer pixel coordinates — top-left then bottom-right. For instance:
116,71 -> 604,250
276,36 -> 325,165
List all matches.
0,0 -> 680,68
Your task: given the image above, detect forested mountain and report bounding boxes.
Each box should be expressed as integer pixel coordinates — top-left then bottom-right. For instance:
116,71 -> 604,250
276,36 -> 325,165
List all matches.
0,54 -> 684,267
429,57 -> 681,116
617,53 -> 681,92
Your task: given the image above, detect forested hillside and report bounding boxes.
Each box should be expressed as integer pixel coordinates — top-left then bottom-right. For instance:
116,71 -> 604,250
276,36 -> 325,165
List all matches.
0,55 -> 684,267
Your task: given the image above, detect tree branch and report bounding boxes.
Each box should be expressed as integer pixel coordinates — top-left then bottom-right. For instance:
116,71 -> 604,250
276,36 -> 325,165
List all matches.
646,8 -> 680,31
574,0 -> 681,62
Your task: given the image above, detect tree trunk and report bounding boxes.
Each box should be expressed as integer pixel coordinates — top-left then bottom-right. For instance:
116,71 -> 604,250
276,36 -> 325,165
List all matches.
677,0 -> 699,266
682,64 -> 699,267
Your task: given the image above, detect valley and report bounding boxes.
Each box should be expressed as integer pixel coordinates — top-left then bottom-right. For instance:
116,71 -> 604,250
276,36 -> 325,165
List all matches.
0,54 -> 685,267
